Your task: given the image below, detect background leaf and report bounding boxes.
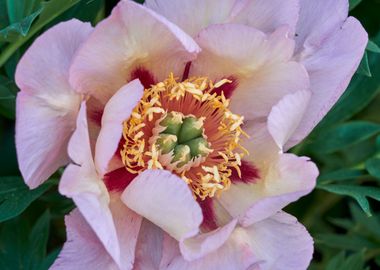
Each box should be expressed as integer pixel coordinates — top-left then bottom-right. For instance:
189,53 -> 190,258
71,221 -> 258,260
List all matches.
0,177 -> 52,222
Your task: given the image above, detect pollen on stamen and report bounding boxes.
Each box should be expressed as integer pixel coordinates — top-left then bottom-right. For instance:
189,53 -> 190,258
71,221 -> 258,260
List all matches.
120,73 -> 249,200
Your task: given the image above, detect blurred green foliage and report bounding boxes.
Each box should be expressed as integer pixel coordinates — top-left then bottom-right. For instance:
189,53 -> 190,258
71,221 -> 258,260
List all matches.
0,0 -> 379,269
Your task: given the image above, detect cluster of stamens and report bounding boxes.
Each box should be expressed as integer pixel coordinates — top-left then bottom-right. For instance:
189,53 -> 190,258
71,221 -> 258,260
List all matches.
121,73 -> 248,200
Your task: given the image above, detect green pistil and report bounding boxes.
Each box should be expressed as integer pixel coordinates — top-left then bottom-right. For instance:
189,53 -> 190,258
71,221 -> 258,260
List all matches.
160,111 -> 182,135
155,112 -> 212,168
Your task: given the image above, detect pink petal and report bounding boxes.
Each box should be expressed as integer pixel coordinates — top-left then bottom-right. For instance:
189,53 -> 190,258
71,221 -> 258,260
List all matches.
59,103 -> 120,265
165,228 -> 260,270
241,121 -> 279,168
69,0 -> 200,105
134,220 -> 164,270
145,0 -> 236,36
219,153 -> 318,226
290,2 -> 368,146
231,0 -> 299,35
192,24 -> 309,120
180,219 -> 238,261
95,80 -> 144,176
244,211 -> 314,270
268,90 -> 311,149
15,20 -> 92,188
51,209 -> 118,270
160,234 -> 181,269
121,169 -> 203,241
109,193 -> 143,270
165,212 -> 313,270
295,0 -> 348,53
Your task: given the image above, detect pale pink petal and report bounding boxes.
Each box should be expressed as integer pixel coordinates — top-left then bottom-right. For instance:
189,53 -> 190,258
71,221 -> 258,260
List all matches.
15,20 -> 92,188
295,0 -> 348,53
268,90 -> 311,149
290,2 -> 368,146
121,169 -> 202,241
145,0 -> 236,36
164,228 -> 260,270
219,153 -> 318,226
241,121 -> 279,168
166,212 -> 312,270
180,219 -> 238,261
109,193 -> 143,270
244,211 -> 313,270
70,0 -> 200,105
192,24 -> 309,119
59,103 -> 120,265
134,220 -> 164,270
51,209 -> 118,270
16,93 -> 76,189
231,0 -> 299,35
95,80 -> 144,176
159,234 -> 181,269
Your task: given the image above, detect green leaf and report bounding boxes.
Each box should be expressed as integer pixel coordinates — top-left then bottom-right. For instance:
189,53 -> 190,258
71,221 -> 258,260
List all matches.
0,217 -> 30,269
318,169 -> 365,184
341,252 -> 366,270
367,40 -> 380,53
0,75 -> 17,119
0,7 -> 42,42
37,249 -> 60,270
0,0 -> 81,67
0,177 -> 52,222
356,52 -> 371,77
349,0 -> 363,11
308,121 -> 380,154
350,203 -> 380,238
318,184 -> 380,216
366,158 -> 380,180
328,217 -> 354,230
316,233 -> 377,251
326,252 -> 346,270
26,210 -> 50,269
0,211 -> 52,269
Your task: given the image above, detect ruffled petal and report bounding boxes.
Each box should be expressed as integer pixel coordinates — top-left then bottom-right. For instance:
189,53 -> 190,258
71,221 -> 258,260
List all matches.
95,80 -> 144,176
145,0 -> 236,36
192,24 -> 309,120
268,90 -> 311,149
134,220 -> 164,270
295,0 -> 348,53
164,228 -> 259,270
243,211 -> 314,270
231,0 -> 300,35
290,1 -> 368,146
219,153 -> 318,226
180,219 -> 237,261
70,0 -> 200,105
15,20 -> 92,188
51,209 -> 118,270
109,193 -> 143,270
59,103 -> 120,265
121,169 -> 202,241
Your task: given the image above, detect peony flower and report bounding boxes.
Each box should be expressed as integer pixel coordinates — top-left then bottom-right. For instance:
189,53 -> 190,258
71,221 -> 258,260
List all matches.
15,0 -> 367,269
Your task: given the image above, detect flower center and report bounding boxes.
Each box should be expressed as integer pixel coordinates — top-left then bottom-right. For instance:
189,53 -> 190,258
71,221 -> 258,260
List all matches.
121,73 -> 248,200
150,112 -> 212,173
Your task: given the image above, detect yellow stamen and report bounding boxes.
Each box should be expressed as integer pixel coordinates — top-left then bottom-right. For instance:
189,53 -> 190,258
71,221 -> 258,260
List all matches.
121,73 -> 249,200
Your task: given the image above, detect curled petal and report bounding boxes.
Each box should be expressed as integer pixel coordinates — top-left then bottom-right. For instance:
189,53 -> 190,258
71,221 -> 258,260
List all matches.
192,24 -> 309,120
15,20 -> 92,188
95,80 -> 144,176
290,0 -> 368,146
121,169 -> 203,241
51,209 -> 118,270
70,0 -> 200,105
219,153 -> 318,226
